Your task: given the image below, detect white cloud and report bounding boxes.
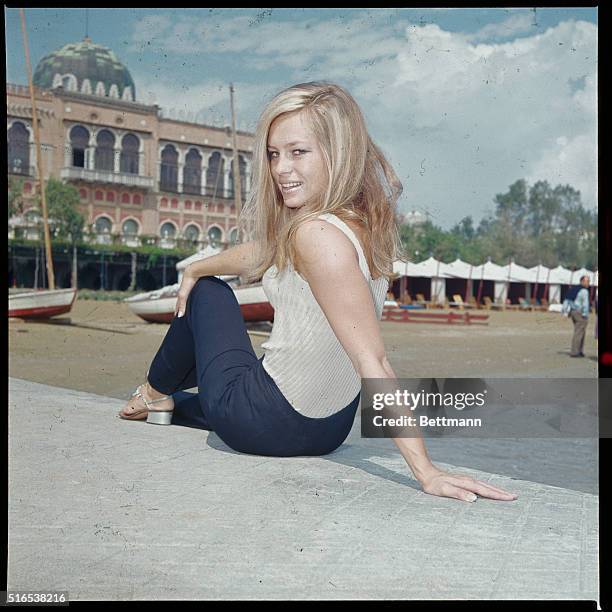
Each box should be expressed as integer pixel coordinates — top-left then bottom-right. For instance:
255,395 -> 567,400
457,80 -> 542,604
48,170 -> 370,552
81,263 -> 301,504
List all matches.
127,12 -> 597,227
467,12 -> 535,42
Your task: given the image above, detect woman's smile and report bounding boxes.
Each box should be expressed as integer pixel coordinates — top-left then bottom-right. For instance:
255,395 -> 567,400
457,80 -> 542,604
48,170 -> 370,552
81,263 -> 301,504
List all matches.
280,181 -> 303,195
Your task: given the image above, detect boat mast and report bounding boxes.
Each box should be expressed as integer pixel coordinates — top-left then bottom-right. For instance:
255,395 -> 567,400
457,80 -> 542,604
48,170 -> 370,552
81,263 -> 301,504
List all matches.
19,8 -> 55,289
229,84 -> 243,222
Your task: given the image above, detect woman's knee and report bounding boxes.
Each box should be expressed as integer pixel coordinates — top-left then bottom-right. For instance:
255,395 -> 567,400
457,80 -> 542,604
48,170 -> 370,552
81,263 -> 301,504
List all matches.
189,275 -> 232,304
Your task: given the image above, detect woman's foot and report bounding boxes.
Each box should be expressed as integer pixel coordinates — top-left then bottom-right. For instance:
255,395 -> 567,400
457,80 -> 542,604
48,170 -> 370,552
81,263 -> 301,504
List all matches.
118,382 -> 174,420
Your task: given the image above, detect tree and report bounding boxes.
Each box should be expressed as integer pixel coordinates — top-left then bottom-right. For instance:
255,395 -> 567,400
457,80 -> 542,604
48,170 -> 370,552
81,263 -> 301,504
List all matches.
41,178 -> 85,243
8,176 -> 26,219
32,178 -> 85,287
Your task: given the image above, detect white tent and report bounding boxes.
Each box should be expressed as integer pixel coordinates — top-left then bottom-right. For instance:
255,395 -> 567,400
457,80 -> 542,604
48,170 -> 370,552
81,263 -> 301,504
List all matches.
391,256 -> 597,306
471,261 -> 508,282
574,267 -> 598,286
392,257 -> 449,305
444,258 -> 475,279
503,261 -> 535,283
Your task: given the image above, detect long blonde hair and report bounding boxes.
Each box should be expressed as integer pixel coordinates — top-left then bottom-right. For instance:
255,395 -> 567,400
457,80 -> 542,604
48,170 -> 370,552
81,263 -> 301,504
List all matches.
237,81 -> 408,284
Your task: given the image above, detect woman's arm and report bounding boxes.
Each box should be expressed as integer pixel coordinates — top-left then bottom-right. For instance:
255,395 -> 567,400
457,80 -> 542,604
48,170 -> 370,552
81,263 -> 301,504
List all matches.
293,219 -> 438,480
185,240 -> 259,279
174,241 -> 260,318
294,219 -> 518,502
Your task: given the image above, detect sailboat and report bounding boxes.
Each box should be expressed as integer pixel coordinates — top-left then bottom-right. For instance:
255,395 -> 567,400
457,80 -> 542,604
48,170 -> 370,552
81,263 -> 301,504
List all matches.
124,84 -> 274,324
9,10 -> 78,319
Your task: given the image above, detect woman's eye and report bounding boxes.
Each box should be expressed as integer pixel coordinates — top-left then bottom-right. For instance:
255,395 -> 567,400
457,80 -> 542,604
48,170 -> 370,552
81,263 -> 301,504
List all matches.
267,151 -> 278,160
293,149 -> 307,156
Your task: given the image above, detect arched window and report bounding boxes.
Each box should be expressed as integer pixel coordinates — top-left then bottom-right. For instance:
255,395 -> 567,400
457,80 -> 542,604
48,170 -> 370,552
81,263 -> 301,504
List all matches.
70,126 -> 89,168
122,219 -> 139,236
133,194 -> 141,205
95,216 -> 112,233
229,228 -> 239,244
95,190 -> 103,201
8,122 -> 30,175
94,216 -> 113,245
106,191 -> 115,202
228,155 -> 247,200
160,197 -> 168,208
171,198 -> 178,209
160,145 -> 178,192
206,152 -> 224,197
184,224 -> 200,244
207,226 -> 222,246
95,130 -> 115,172
79,188 -> 88,200
183,149 -> 202,195
120,134 -> 139,174
160,222 -> 176,238
121,193 -> 130,204
185,200 -> 192,210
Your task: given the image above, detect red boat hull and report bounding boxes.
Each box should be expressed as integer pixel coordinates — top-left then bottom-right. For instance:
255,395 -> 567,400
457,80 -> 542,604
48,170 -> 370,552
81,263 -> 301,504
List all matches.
9,288 -> 78,319
136,302 -> 275,324
9,303 -> 75,319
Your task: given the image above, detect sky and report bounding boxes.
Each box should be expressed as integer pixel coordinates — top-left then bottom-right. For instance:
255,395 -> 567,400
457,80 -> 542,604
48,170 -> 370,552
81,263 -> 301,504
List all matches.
5,7 -> 598,229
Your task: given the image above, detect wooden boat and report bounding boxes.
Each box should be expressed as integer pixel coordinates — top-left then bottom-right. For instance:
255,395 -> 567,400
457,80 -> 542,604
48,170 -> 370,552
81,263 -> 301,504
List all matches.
8,13 -> 78,321
9,287 -> 78,319
124,280 -> 274,324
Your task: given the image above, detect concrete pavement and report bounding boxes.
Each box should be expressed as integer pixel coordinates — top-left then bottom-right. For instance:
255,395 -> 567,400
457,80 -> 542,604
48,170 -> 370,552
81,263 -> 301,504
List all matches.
8,377 -> 599,602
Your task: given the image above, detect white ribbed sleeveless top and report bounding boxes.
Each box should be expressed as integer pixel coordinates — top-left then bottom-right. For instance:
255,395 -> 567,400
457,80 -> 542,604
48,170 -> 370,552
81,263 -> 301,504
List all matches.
261,213 -> 389,418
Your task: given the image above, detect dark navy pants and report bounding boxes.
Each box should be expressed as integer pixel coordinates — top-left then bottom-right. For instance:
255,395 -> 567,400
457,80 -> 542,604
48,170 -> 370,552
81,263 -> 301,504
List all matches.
147,276 -> 360,457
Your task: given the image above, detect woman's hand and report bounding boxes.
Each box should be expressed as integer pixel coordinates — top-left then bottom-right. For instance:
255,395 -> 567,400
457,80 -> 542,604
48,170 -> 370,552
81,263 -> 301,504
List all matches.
174,266 -> 198,318
419,467 -> 519,503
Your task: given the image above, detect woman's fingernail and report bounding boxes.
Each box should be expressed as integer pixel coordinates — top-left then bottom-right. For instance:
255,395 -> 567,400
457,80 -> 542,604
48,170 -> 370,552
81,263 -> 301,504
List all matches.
468,493 -> 477,502
178,311 -> 183,318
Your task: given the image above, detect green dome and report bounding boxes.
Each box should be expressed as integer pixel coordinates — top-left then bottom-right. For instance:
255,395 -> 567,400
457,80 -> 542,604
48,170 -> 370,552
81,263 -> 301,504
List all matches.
33,37 -> 136,101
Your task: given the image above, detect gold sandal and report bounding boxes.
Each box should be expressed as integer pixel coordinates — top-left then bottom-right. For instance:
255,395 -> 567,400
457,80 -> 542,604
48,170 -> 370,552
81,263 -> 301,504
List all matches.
118,384 -> 174,425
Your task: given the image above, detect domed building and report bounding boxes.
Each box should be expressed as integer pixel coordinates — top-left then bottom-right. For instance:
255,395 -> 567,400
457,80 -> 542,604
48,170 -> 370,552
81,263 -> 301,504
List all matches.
8,36 -> 253,290
32,37 -> 136,101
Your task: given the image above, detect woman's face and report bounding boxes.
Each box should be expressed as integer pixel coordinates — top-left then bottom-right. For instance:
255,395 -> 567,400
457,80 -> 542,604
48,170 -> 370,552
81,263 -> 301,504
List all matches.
267,110 -> 328,214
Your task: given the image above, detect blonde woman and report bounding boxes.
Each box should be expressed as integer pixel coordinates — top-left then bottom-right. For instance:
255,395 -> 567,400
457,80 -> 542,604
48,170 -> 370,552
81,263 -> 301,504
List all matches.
119,82 -> 517,504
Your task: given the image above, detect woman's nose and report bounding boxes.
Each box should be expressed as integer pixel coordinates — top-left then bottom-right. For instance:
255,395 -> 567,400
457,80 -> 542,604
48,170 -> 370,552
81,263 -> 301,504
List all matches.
276,154 -> 293,174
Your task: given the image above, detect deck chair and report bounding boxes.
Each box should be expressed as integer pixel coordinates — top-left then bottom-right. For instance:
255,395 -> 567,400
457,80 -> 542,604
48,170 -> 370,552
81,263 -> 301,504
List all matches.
483,296 -> 504,310
450,294 -> 465,310
416,293 -> 433,309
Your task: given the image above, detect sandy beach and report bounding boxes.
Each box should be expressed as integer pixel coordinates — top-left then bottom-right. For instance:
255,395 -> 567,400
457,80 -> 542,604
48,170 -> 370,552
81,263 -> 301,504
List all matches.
9,298 -> 597,403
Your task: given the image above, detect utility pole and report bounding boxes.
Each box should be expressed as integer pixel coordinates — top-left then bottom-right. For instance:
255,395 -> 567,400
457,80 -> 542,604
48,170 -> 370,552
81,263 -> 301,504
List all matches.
20,8 -> 55,289
229,84 -> 243,219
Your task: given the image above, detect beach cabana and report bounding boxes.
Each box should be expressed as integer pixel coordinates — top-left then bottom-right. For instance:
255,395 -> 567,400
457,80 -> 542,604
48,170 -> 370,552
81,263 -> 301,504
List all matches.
547,265 -> 572,303
527,264 -> 553,303
443,258 -> 476,303
471,261 -> 509,305
391,257 -> 449,305
503,261 -> 535,305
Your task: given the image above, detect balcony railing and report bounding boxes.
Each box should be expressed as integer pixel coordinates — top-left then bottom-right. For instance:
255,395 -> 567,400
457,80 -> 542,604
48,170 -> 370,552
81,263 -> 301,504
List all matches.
60,166 -> 154,190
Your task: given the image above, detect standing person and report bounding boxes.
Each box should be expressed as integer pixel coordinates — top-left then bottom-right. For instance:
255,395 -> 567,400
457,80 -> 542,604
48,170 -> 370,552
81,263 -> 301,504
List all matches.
118,81 -> 517,504
569,275 -> 591,357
